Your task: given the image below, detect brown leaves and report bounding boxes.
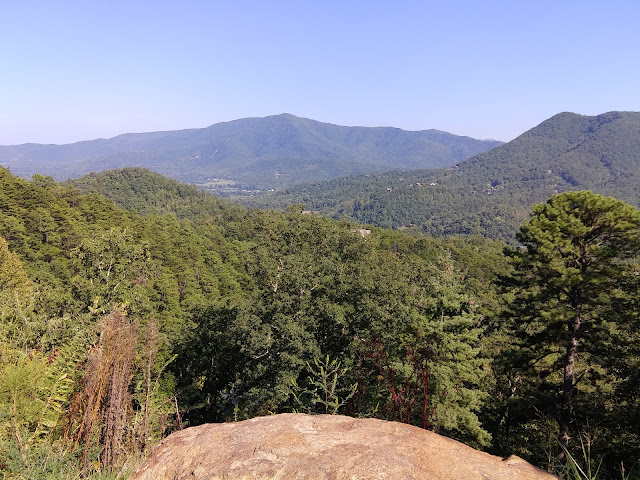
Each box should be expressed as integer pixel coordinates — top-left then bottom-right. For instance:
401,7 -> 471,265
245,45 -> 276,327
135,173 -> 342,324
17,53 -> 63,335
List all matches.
68,307 -> 137,468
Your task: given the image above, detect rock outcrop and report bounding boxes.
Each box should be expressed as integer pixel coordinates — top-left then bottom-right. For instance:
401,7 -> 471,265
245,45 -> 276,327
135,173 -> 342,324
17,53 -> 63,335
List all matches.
131,413 -> 557,480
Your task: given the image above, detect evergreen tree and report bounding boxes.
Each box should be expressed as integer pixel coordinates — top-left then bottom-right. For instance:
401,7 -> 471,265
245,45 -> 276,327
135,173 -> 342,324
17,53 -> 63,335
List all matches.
501,191 -> 640,470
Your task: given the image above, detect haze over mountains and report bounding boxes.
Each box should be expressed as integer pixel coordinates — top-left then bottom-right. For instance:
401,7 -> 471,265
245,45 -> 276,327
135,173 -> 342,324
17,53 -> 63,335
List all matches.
242,111 -> 640,240
4,109 -> 639,242
0,113 -> 502,191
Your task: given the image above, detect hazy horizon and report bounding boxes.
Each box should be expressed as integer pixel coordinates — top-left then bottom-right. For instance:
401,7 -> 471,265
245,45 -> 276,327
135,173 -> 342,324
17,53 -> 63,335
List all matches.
2,1 -> 638,145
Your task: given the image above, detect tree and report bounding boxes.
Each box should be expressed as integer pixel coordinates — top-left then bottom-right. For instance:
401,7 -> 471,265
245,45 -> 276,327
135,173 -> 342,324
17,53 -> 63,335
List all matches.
349,250 -> 490,447
502,191 -> 640,465
71,227 -> 151,315
0,236 -> 38,347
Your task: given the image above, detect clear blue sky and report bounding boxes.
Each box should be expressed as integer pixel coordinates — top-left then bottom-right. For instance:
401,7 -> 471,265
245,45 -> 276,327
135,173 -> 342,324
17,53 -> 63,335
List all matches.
1,0 -> 638,145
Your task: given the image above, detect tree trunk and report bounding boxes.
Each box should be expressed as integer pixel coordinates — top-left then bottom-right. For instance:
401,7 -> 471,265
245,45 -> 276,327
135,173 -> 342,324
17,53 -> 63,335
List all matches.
559,305 -> 582,456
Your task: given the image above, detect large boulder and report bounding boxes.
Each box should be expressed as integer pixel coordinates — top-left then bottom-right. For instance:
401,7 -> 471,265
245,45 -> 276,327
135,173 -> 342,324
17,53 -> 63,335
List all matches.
131,413 -> 556,480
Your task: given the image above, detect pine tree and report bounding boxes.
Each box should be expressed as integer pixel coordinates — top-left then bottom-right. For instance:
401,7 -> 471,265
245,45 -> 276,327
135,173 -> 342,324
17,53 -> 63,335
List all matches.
502,191 -> 640,468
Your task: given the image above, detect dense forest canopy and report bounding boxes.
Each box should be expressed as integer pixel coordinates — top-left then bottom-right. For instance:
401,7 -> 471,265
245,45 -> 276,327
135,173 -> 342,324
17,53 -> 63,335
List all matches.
1,166 -> 638,479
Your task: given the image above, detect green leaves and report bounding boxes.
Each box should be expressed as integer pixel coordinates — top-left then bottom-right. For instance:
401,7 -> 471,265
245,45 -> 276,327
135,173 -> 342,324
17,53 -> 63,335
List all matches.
0,339 -> 81,453
71,227 -> 150,315
499,191 -> 640,473
18,167 -> 640,476
290,356 -> 357,415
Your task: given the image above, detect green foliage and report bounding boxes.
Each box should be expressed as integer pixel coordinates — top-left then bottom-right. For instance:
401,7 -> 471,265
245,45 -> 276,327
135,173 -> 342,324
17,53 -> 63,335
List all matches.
30,339 -> 85,443
68,167 -> 247,222
347,251 -> 491,447
0,236 -> 37,346
0,168 -> 235,475
496,191 -> 640,476
551,429 -> 640,480
242,111 -> 640,242
290,356 -> 357,415
0,341 -> 82,474
2,165 -> 639,478
71,227 -> 151,315
172,207 -> 493,447
557,432 -> 603,480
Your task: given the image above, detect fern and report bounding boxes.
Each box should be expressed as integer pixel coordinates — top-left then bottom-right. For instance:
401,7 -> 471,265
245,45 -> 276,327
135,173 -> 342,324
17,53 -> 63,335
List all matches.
290,355 -> 357,415
31,335 -> 86,443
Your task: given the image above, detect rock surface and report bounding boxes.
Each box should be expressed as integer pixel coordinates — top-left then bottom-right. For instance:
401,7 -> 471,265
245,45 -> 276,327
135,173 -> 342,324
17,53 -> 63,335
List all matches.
130,413 -> 557,480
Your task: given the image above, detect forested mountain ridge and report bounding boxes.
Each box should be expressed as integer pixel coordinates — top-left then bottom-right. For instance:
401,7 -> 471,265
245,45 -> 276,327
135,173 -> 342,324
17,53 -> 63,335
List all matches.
461,111 -> 640,197
0,113 -> 502,191
241,111 -> 640,241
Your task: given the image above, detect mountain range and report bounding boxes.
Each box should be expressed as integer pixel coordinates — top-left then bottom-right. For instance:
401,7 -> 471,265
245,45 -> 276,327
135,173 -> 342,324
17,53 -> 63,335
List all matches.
241,111 -> 640,241
5,110 -> 639,242
0,114 -> 502,191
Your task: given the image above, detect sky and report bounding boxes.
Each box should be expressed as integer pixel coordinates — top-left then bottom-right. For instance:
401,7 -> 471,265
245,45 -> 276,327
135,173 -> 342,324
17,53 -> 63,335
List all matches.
1,0 -> 639,145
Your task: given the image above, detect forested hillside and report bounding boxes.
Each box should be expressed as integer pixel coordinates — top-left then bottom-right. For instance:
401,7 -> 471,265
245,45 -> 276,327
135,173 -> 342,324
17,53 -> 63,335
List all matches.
1,167 -> 638,479
242,111 -> 640,241
0,114 -> 501,191
68,167 -> 246,220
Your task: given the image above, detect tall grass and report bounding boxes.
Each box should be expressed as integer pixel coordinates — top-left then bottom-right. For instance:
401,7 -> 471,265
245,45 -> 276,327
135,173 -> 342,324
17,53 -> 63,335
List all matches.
555,433 -> 638,480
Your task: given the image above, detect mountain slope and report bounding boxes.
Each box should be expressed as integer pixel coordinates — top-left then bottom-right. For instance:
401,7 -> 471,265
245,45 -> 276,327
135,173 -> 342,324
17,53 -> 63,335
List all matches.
241,111 -> 640,241
460,111 -> 640,196
67,167 -> 247,221
0,114 -> 502,190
